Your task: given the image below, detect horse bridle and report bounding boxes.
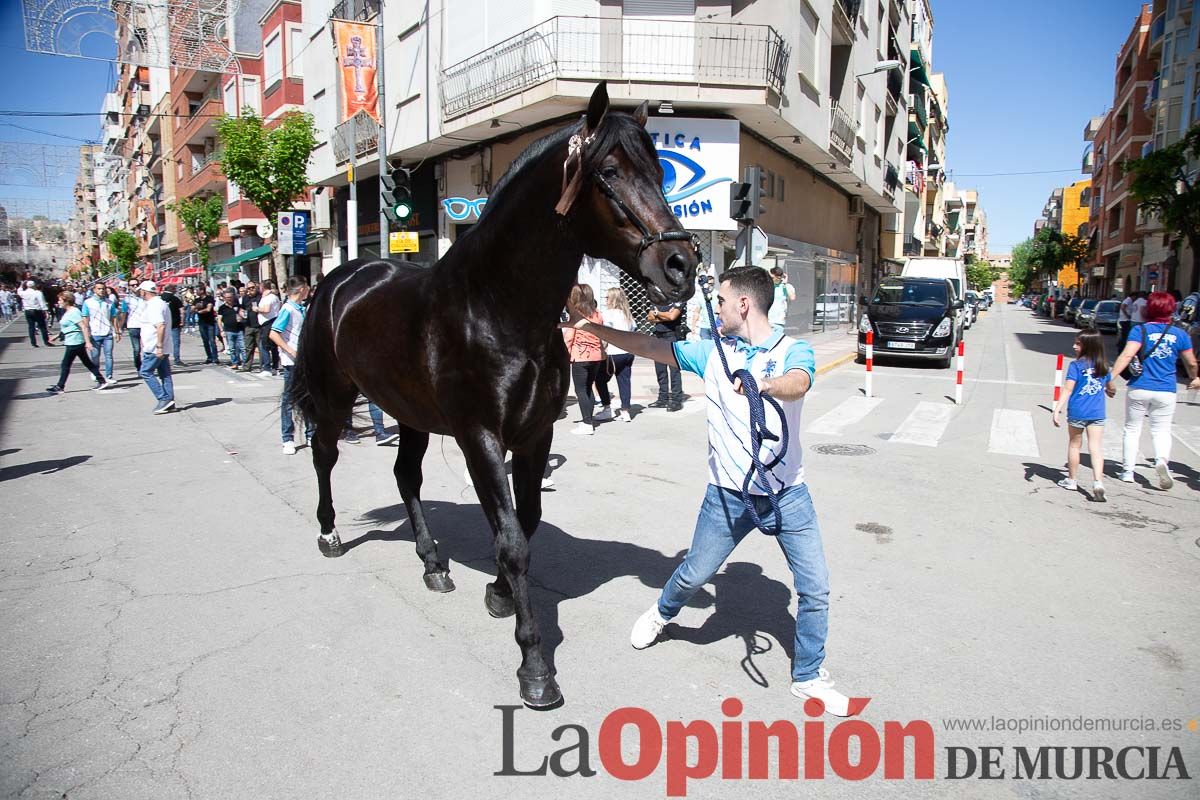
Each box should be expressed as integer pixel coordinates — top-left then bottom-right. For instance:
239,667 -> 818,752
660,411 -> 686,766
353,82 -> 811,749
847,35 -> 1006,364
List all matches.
555,117 -> 702,263
592,171 -> 703,262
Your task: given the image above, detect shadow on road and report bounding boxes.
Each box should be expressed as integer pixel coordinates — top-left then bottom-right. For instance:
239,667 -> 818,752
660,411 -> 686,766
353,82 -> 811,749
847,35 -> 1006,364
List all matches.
341,499 -> 798,688
0,454 -> 91,483
1013,330 -> 1077,358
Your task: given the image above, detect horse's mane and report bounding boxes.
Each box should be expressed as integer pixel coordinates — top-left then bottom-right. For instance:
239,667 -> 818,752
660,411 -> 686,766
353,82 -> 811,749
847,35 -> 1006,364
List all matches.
476,111 -> 662,225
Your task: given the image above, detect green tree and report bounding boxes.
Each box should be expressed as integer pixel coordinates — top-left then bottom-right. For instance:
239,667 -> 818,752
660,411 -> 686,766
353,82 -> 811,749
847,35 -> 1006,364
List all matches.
1007,238 -> 1035,295
966,259 -> 998,290
1124,125 -> 1200,292
171,195 -> 225,269
104,229 -> 140,275
216,110 -> 317,283
1026,227 -> 1090,291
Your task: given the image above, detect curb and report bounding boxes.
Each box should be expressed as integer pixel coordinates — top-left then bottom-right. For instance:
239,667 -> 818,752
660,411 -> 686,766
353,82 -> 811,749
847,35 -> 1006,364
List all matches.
816,351 -> 858,376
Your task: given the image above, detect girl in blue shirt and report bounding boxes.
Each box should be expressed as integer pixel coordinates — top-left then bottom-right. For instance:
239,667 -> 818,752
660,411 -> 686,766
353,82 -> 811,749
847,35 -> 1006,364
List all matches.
1052,330 -> 1114,500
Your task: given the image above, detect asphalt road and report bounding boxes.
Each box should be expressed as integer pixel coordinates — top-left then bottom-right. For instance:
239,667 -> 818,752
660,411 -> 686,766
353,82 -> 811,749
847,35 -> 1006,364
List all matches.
0,304 -> 1196,799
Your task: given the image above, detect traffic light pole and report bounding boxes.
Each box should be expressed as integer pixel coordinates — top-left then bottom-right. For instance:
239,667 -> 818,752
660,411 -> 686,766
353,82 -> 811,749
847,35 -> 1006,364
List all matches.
376,0 -> 389,259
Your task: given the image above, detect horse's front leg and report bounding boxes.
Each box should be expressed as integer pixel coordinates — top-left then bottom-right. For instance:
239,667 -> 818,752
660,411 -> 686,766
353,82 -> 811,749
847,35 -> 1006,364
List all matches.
460,428 -> 560,709
485,429 -> 553,619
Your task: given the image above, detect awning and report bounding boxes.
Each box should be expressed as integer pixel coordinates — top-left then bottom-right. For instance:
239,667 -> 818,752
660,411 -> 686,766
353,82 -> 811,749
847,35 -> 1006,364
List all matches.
210,244 -> 272,275
910,45 -> 932,88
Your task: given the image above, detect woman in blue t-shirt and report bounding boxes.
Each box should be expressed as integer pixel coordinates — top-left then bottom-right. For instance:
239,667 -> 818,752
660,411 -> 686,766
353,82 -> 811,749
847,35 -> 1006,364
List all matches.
46,292 -> 109,394
1052,330 -> 1114,500
1111,292 -> 1200,490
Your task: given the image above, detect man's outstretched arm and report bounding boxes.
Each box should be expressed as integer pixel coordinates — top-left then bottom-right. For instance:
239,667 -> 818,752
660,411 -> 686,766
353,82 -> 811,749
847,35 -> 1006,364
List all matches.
559,311 -> 679,367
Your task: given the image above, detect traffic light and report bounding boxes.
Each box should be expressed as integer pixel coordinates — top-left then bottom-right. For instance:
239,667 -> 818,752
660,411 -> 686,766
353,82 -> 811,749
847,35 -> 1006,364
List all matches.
381,166 -> 413,225
729,166 -> 765,223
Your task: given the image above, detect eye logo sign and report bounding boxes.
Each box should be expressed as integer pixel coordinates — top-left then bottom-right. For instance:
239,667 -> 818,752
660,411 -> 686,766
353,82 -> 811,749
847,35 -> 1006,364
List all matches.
658,151 -> 732,204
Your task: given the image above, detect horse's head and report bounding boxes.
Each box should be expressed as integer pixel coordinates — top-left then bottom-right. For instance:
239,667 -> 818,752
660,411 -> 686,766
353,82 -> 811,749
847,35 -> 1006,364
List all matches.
559,83 -> 698,305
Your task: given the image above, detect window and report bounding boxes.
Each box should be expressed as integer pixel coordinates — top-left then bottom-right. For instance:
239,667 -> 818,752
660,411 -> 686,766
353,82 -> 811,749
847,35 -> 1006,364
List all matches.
857,83 -> 867,141
874,106 -> 884,160
795,1 -> 819,88
227,180 -> 241,204
287,25 -> 304,79
223,79 -> 237,116
778,177 -> 786,202
240,76 -> 261,115
264,30 -> 282,86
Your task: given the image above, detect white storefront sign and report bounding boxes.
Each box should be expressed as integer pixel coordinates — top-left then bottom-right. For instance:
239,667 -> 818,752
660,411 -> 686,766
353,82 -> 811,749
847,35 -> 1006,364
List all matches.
644,117 -> 740,231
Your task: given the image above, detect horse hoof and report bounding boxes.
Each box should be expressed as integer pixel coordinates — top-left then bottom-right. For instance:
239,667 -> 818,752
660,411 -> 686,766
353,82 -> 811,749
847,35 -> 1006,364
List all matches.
485,583 -> 516,618
519,673 -> 563,710
423,571 -> 455,593
317,532 -> 344,558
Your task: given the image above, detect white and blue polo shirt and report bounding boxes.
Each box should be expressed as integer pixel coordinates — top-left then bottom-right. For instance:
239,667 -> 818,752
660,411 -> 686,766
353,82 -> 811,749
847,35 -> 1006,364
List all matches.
674,329 -> 815,494
271,300 -> 306,366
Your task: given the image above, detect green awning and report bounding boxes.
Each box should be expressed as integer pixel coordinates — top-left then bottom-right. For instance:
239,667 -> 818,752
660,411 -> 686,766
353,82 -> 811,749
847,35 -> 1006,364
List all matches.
910,45 -> 932,88
210,244 -> 272,274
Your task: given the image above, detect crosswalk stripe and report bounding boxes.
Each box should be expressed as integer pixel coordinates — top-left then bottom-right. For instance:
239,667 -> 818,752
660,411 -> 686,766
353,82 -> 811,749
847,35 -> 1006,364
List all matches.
987,409 -> 1039,457
890,401 -> 954,447
806,396 -> 883,436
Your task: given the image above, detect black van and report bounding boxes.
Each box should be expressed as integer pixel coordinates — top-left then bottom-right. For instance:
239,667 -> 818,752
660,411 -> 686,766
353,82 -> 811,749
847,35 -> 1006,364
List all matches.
857,277 -> 963,368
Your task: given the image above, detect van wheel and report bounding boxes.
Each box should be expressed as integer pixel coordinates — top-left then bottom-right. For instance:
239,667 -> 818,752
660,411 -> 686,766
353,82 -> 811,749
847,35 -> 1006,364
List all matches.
940,348 -> 955,369
854,353 -> 865,365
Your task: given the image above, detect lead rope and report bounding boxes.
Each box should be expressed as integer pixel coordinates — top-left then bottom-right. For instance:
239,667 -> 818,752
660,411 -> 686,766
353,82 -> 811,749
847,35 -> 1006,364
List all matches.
698,275 -> 788,535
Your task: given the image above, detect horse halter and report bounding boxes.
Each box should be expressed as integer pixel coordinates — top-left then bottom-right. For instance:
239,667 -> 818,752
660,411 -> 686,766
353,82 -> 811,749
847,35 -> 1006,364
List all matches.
555,116 -> 702,263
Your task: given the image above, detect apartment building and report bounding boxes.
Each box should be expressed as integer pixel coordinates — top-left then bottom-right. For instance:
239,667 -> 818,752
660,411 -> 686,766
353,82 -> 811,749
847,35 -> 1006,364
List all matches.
893,0 -> 943,263
303,0 -> 923,335
69,144 -> 104,272
1082,4 -> 1154,298
960,189 -> 987,261
919,72 -> 949,257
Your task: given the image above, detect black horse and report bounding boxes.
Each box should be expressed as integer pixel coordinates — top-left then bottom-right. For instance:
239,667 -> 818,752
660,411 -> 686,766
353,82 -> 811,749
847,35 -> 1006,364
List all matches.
290,82 -> 698,707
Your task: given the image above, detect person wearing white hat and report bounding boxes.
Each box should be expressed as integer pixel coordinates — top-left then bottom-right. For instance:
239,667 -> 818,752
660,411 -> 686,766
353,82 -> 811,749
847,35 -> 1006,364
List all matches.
130,280 -> 177,414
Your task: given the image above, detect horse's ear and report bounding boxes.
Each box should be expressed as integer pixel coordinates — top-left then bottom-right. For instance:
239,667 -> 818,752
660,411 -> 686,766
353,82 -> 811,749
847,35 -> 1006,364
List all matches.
632,101 -> 649,128
586,82 -> 609,131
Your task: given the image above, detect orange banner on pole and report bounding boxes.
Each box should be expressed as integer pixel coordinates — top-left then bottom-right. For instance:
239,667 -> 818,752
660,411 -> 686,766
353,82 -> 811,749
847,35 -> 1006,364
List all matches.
334,21 -> 379,123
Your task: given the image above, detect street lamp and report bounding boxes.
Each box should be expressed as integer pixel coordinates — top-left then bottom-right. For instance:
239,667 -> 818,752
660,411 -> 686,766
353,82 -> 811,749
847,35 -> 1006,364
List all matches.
855,60 -> 903,78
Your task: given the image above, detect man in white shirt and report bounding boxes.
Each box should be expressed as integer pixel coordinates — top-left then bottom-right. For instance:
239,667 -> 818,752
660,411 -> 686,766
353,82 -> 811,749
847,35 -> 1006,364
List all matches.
1130,291 -> 1148,327
81,281 -> 121,381
18,280 -> 53,347
132,281 -> 176,414
255,280 -> 282,375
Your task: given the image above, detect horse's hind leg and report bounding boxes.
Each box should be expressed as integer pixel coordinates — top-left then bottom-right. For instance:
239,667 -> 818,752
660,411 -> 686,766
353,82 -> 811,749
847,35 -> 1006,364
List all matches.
461,428 -> 560,709
393,424 -> 454,592
311,388 -> 357,558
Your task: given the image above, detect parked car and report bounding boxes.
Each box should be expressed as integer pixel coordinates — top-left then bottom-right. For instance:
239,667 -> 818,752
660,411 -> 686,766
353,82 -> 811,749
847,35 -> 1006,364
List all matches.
1063,297 -> 1084,323
1084,300 -> 1120,332
858,277 -> 963,369
1073,299 -> 1099,327
964,290 -> 982,325
813,293 -> 854,325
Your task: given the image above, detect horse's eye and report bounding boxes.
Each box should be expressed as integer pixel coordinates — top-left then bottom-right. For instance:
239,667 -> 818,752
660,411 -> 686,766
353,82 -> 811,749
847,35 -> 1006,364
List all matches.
600,166 -> 619,179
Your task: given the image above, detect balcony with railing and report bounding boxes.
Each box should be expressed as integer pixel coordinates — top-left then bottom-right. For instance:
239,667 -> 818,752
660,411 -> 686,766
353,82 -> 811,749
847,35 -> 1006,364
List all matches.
1150,14 -> 1166,53
832,0 -> 861,45
1082,147 -> 1094,174
903,234 -> 922,256
883,161 -> 900,199
1083,115 -> 1104,142
330,0 -> 380,21
332,110 -> 380,165
440,16 -> 790,121
828,100 -> 857,165
1144,72 -> 1160,111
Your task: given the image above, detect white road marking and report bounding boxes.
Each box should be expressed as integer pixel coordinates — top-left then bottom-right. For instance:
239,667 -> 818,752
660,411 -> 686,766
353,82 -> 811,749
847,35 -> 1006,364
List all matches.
865,373 -> 1045,388
987,409 -> 1039,457
891,401 -> 954,447
1173,425 -> 1200,457
806,396 -> 882,436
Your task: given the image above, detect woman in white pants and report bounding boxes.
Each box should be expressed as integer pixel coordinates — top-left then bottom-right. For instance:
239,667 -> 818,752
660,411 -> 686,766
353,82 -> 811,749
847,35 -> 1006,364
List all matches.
1111,292 -> 1200,489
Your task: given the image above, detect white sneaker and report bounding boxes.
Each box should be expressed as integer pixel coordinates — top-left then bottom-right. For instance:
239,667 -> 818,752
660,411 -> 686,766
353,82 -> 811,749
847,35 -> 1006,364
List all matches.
790,667 -> 852,717
593,407 -> 614,421
282,441 -> 297,455
1118,470 -> 1135,483
1057,477 -> 1077,491
541,477 -> 555,489
617,408 -> 633,422
1155,460 -> 1174,490
570,422 -> 595,436
258,369 -> 272,376
630,605 -> 668,649
1093,482 -> 1106,502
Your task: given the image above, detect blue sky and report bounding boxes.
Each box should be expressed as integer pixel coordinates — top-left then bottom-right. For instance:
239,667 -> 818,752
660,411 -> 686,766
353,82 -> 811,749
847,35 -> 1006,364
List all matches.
0,0 -> 1153,248
934,0 -> 1147,254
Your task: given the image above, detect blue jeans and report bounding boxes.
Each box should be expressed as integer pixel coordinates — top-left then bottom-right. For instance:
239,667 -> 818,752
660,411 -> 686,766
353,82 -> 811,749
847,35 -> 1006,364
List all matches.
199,322 -> 218,362
657,483 -> 829,682
138,352 -> 174,403
369,401 -> 386,436
280,365 -> 314,443
127,329 -> 142,370
89,334 -> 114,379
171,327 -> 182,363
226,330 -> 245,365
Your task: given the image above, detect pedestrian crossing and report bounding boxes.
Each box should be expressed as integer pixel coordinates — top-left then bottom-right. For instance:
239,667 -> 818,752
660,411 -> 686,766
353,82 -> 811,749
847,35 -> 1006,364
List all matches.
801,394 -> 1172,465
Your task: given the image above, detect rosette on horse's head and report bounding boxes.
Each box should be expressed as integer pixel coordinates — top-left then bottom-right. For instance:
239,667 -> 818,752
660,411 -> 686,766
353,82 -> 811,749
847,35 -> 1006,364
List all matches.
555,82 -> 700,305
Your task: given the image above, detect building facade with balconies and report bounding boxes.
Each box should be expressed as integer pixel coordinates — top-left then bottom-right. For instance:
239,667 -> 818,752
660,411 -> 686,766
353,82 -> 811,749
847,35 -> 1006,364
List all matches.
302,0 -> 918,334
